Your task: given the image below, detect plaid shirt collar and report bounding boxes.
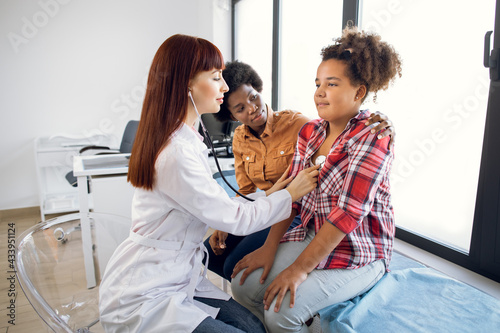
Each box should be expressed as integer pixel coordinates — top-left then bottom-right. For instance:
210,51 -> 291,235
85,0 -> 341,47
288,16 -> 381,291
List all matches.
304,109 -> 369,166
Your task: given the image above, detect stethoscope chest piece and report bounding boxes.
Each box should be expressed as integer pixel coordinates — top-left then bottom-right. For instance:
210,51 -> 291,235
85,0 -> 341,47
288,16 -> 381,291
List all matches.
315,155 -> 326,169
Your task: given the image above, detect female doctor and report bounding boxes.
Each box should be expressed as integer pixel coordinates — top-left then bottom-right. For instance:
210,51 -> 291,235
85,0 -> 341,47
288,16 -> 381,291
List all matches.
99,34 -> 319,333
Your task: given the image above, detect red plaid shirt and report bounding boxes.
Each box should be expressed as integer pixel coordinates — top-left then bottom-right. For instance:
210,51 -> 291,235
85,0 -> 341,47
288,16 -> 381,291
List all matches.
282,110 -> 395,270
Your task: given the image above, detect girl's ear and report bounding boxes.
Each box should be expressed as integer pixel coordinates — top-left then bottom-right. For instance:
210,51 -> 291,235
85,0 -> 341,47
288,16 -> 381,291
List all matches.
355,85 -> 367,101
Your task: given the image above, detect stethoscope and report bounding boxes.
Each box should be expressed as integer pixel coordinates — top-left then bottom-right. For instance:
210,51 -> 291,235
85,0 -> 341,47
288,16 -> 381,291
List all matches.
188,90 -> 255,202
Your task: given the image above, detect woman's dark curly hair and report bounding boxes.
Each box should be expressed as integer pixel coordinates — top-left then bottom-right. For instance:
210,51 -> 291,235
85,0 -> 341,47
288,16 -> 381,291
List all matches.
321,26 -> 402,103
215,60 -> 263,122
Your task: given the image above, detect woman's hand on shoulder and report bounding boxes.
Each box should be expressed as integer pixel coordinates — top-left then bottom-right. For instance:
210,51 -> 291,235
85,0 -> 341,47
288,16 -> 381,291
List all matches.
365,111 -> 395,148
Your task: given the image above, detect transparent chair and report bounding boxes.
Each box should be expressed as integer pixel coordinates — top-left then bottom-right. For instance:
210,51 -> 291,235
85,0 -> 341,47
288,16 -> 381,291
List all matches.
15,213 -> 131,332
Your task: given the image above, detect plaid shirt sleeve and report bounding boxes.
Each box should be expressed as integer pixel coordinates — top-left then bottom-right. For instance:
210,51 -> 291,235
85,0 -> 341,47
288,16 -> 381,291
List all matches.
326,124 -> 392,234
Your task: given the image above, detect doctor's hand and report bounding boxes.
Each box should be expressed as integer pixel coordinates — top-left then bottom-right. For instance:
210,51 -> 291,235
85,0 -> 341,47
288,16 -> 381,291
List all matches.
285,165 -> 320,202
263,264 -> 308,313
231,245 -> 277,285
209,230 -> 228,255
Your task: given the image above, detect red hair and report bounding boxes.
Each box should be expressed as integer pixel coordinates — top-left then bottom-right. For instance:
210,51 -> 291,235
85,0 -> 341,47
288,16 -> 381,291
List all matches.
128,34 -> 224,189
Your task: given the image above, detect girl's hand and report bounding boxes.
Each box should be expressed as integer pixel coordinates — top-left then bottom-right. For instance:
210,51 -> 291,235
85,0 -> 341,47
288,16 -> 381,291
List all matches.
232,245 -> 277,285
365,111 -> 395,148
208,230 -> 228,255
263,264 -> 308,312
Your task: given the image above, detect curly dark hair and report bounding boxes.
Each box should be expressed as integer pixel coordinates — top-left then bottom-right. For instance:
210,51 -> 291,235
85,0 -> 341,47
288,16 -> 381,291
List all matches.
321,26 -> 402,103
215,60 -> 263,122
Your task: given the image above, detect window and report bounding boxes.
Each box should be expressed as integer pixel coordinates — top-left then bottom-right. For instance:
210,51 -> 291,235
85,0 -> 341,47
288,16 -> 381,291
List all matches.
232,0 -> 500,282
279,0 -> 343,118
233,0 -> 273,102
360,0 -> 494,253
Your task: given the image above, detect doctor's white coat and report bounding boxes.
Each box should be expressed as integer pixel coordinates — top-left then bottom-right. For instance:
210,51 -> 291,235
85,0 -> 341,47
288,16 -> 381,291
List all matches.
99,124 -> 292,332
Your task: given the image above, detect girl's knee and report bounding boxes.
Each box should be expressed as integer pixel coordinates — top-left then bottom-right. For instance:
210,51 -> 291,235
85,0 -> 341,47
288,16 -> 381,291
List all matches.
230,271 -> 255,304
231,269 -> 264,299
264,307 -> 304,333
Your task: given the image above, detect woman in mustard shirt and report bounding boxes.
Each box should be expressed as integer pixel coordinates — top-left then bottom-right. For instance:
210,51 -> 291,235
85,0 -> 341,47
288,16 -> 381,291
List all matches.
203,61 -> 395,282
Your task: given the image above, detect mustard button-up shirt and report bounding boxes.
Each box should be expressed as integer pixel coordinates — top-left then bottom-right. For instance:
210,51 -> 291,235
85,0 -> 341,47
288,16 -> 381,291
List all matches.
232,107 -> 309,195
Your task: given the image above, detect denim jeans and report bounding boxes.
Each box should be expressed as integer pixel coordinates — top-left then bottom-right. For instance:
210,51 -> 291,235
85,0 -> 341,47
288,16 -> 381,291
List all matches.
192,297 -> 266,333
204,215 -> 302,281
231,228 -> 386,333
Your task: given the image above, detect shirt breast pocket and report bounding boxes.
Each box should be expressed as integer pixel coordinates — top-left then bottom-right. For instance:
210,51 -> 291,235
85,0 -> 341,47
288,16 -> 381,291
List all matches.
242,152 -> 256,177
271,144 -> 294,174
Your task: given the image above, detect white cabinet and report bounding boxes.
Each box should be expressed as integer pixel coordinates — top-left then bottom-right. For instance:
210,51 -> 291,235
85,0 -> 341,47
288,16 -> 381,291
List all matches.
34,134 -> 114,221
92,175 -> 135,219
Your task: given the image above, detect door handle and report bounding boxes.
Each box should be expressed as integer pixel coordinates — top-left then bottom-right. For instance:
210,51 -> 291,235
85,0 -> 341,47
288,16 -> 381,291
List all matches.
484,30 -> 500,81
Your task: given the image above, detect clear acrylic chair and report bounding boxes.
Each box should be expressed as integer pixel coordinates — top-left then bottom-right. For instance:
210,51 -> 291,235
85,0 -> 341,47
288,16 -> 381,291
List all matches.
15,213 -> 131,332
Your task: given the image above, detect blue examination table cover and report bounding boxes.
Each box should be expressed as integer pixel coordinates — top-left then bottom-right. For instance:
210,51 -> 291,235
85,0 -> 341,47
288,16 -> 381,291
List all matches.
318,252 -> 500,332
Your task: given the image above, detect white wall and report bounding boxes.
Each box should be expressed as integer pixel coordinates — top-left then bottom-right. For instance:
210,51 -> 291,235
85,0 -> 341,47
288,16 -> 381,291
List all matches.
0,0 -> 232,210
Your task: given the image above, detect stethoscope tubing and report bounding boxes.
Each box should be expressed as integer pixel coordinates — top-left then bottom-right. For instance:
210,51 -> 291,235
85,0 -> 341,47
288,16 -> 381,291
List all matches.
188,91 -> 254,202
